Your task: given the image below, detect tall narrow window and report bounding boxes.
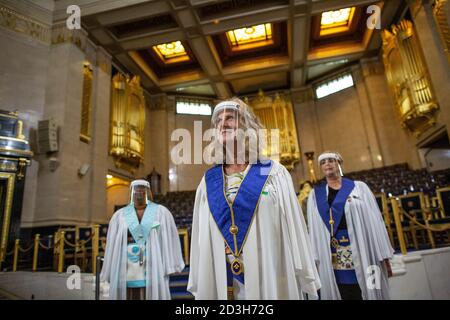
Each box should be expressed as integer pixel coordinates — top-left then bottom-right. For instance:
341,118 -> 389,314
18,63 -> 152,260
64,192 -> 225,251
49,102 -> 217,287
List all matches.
315,73 -> 354,99
176,99 -> 212,115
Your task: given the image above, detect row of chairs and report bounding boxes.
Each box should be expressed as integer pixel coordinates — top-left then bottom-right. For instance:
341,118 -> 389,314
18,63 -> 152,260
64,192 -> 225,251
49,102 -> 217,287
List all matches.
347,164 -> 450,197
54,225 -> 108,273
375,186 -> 450,252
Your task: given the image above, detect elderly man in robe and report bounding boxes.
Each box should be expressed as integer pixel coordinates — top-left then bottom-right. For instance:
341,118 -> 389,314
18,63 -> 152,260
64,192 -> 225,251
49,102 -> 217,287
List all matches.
307,151 -> 394,300
187,98 -> 320,300
100,179 -> 185,300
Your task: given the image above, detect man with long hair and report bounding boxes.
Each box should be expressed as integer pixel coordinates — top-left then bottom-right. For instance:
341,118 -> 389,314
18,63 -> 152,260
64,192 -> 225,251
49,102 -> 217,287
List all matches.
187,98 -> 320,299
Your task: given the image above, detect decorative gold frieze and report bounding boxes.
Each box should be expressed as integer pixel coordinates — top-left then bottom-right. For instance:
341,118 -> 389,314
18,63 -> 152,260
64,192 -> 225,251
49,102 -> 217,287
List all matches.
110,74 -> 146,173
0,160 -> 16,172
80,62 -> 93,143
0,6 -> 51,43
382,19 -> 439,137
51,23 -> 87,52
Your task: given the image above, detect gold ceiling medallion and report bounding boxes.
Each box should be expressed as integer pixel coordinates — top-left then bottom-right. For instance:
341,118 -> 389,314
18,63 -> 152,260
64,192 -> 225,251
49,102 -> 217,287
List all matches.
320,7 -> 356,36
247,90 -> 300,170
226,23 -> 273,51
152,41 -> 190,64
110,74 -> 146,173
382,20 -> 439,137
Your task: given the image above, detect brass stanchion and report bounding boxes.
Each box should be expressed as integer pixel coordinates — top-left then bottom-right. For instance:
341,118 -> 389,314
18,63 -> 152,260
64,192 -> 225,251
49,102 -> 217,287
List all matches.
391,197 -> 407,255
12,239 -> 20,272
95,256 -> 103,300
58,231 -> 65,273
92,225 -> 99,275
32,234 -> 40,272
0,245 -> 5,270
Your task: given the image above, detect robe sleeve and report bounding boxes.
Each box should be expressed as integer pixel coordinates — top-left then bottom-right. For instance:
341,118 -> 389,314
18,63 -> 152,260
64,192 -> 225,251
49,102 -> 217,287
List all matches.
273,164 -> 321,296
186,178 -> 204,297
358,181 -> 395,261
100,210 -> 120,283
306,190 -> 320,263
159,205 -> 185,276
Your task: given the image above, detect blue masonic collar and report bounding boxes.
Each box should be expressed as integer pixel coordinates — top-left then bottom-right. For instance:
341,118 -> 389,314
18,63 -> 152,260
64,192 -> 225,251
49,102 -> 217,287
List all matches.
314,178 -> 355,236
205,160 -> 273,256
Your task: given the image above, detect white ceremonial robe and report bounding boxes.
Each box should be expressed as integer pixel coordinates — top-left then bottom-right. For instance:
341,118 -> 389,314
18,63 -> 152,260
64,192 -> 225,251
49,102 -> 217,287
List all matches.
100,204 -> 185,300
307,181 -> 394,300
187,161 -> 321,300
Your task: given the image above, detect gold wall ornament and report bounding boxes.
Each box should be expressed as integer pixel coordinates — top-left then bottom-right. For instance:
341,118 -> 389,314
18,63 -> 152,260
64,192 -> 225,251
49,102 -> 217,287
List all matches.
110,74 -> 146,173
80,62 -> 93,143
381,19 -> 439,137
432,0 -> 450,65
304,152 -> 317,183
16,158 -> 29,180
248,90 -> 301,170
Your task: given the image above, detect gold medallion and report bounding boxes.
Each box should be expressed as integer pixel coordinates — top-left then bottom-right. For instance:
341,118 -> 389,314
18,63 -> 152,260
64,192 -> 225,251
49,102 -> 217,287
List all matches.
229,225 -> 238,235
331,237 -> 339,249
231,258 -> 244,275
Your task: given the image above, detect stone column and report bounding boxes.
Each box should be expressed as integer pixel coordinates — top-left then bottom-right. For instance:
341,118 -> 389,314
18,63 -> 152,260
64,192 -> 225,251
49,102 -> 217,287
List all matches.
353,64 -> 384,169
34,24 -> 89,226
291,88 -> 321,184
88,47 -> 112,224
149,94 -> 171,194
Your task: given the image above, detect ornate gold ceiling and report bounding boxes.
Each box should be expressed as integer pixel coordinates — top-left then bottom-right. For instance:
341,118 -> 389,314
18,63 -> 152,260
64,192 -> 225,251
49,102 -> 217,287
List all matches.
68,0 -> 405,97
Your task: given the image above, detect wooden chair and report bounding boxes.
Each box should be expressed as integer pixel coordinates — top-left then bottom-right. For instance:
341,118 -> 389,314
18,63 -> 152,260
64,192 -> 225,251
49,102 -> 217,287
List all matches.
77,226 -> 93,272
425,187 -> 450,246
99,224 -> 109,255
178,228 -> 190,266
375,193 -> 395,247
437,187 -> 450,218
397,192 -> 434,248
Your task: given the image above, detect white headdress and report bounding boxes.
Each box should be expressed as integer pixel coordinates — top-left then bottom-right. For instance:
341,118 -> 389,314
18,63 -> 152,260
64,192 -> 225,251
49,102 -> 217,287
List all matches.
130,179 -> 150,189
211,100 -> 240,121
318,151 -> 344,176
129,179 -> 151,205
